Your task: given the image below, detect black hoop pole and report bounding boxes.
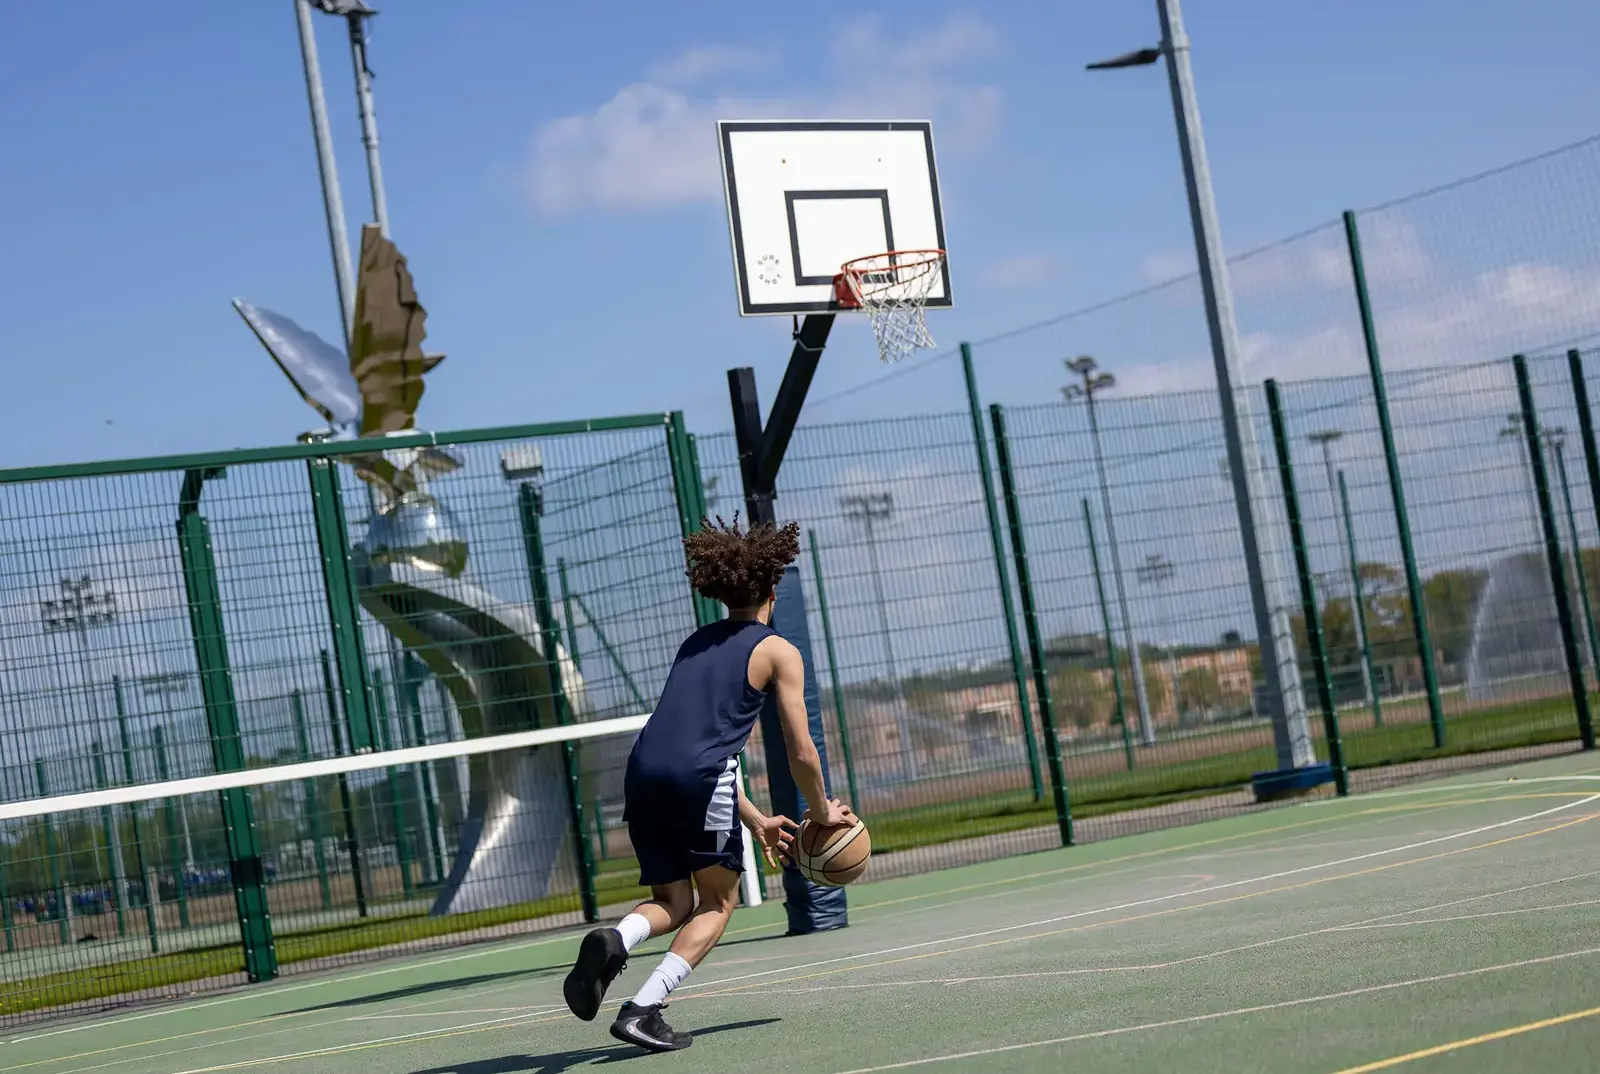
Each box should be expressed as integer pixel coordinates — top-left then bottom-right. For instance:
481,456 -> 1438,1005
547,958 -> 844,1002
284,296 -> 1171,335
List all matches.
728,313 -> 835,525
726,311 -> 847,936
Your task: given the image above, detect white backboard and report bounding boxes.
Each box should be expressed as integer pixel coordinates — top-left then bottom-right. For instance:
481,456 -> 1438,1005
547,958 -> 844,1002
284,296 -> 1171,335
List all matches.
719,120 -> 952,317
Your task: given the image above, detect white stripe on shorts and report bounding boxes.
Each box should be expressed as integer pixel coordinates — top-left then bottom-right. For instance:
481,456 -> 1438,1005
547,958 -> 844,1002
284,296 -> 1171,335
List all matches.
703,756 -> 738,831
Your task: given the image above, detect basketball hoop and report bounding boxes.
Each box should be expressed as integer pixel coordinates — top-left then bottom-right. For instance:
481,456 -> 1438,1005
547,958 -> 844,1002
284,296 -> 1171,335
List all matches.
834,250 -> 946,364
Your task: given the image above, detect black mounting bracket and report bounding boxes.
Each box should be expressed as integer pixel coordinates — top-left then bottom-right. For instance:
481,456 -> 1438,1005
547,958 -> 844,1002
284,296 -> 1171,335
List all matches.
727,313 -> 836,527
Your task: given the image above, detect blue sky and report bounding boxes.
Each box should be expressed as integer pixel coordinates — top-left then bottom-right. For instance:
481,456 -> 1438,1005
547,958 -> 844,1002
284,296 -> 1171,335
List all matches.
2,0 -> 1599,470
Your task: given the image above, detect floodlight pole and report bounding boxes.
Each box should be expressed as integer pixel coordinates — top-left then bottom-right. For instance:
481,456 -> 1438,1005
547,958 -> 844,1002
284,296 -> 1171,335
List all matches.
343,6 -> 391,238
294,0 -> 357,341
1089,0 -> 1313,770
1064,358 -> 1154,746
1309,430 -> 1371,708
41,577 -> 127,914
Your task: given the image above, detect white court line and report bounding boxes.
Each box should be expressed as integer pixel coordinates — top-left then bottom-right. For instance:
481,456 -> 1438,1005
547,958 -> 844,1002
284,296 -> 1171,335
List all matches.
829,946 -> 1600,1073
44,1007 -> 571,1074
1356,773 -> 1600,800
1329,899 -> 1600,932
13,778 -> 1597,1049
676,792 -> 1600,997
155,1007 -> 573,1074
732,870 -> 1600,997
3,929 -> 582,1045
343,1008 -> 541,1020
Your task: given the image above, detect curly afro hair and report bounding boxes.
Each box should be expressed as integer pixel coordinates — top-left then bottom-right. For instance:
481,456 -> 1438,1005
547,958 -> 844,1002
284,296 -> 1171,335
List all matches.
683,515 -> 800,609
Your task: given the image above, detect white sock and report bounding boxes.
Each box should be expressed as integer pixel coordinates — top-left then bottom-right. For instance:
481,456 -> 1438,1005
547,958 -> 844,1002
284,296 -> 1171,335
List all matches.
631,951 -> 692,1008
613,913 -> 653,953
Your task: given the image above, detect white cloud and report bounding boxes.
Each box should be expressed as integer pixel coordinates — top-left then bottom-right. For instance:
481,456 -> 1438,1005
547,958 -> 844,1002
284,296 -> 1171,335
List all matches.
978,252 -> 1062,289
524,17 -> 1004,216
1139,250 -> 1191,286
1141,219 -> 1431,298
647,46 -> 770,86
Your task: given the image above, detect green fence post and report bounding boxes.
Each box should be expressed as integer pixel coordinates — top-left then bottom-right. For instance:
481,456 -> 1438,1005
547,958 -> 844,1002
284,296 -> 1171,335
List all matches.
518,483 -> 599,922
1266,381 -> 1349,796
807,530 -> 862,810
962,343 -> 1045,801
402,655 -> 447,885
369,669 -> 415,901
1337,472 -> 1384,728
176,466 -> 276,980
1552,438 -> 1600,676
989,404 -> 1072,846
290,690 -> 334,911
668,415 -> 722,628
556,559 -> 584,673
306,459 -> 378,755
113,678 -> 159,952
573,591 -> 651,712
1344,210 -> 1445,747
36,759 -> 70,946
151,726 -> 190,928
1570,350 -> 1600,689
320,648 -> 369,917
1514,355 -> 1595,750
90,741 -> 129,937
1083,499 -> 1135,771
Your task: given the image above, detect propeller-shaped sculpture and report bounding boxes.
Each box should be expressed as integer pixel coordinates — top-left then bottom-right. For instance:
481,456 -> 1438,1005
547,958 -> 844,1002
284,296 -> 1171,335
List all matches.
236,224 -> 466,576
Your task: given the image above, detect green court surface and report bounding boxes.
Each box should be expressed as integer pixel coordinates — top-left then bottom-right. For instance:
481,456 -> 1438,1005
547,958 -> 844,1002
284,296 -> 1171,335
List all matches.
5,754 -> 1598,1074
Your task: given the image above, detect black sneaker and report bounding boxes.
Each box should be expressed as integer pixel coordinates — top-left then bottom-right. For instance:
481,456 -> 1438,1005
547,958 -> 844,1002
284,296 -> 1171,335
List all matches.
563,928 -> 628,1022
609,1002 -> 692,1053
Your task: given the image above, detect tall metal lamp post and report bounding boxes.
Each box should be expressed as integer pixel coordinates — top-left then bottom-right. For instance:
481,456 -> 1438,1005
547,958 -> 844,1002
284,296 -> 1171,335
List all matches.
1307,429 -> 1372,708
1135,554 -> 1181,721
40,576 -> 125,908
840,492 -> 917,781
1086,0 -> 1314,772
1500,413 -> 1543,536
1064,357 -> 1154,746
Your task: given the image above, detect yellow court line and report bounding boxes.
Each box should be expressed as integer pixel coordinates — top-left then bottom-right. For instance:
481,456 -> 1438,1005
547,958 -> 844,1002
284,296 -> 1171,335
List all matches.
7,790 -> 1586,1074
1330,1004 -> 1600,1073
689,813 -> 1600,1000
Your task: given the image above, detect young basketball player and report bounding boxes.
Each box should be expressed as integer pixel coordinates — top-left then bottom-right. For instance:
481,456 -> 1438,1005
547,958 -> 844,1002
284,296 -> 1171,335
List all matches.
562,516 -> 853,1052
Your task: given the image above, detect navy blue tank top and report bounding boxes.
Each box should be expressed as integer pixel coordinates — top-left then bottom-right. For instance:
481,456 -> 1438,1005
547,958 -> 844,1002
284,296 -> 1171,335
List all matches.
624,619 -> 776,821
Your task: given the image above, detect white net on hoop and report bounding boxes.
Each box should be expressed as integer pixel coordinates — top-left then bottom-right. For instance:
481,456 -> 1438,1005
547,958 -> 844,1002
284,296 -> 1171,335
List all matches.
838,251 -> 945,364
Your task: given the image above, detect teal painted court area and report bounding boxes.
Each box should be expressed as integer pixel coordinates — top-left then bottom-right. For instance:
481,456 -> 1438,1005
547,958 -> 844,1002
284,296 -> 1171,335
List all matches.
6,753 -> 1598,1074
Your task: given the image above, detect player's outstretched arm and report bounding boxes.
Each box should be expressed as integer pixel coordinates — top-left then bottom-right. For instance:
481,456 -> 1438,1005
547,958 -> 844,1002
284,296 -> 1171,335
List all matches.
769,639 -> 851,828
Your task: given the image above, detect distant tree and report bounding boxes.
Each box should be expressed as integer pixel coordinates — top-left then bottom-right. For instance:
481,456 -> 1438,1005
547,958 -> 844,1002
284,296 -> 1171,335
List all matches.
1423,567 -> 1489,669
1179,666 -> 1223,714
1052,665 -> 1110,731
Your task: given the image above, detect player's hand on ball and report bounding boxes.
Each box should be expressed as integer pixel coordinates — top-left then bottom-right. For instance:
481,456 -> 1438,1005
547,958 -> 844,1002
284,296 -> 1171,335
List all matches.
753,814 -> 799,867
807,798 -> 856,829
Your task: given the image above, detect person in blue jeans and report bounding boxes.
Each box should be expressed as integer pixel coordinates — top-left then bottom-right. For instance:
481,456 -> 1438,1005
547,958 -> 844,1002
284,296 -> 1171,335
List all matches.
562,517 -> 853,1052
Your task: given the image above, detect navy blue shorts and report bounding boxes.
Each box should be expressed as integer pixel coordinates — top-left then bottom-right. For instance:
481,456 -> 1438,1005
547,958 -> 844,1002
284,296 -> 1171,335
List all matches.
628,812 -> 745,887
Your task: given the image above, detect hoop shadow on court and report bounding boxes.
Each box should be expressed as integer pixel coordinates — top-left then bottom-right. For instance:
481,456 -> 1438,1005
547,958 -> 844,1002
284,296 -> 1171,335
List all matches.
408,1019 -> 780,1072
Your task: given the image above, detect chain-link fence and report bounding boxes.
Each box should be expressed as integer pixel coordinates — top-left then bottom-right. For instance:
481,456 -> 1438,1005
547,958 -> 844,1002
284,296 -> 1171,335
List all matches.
0,414 -> 704,1022
4,135 -> 1600,1023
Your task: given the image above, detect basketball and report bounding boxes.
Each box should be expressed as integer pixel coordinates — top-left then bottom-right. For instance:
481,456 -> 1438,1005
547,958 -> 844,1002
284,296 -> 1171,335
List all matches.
793,816 -> 872,886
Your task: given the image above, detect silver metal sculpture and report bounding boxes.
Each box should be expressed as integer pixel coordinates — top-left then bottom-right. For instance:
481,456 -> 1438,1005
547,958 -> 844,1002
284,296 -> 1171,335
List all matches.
237,225 -> 586,913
